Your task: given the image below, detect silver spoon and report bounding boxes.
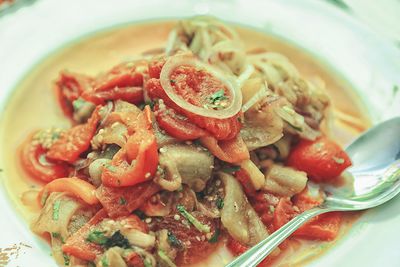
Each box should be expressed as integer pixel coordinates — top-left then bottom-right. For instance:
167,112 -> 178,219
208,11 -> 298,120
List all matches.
226,117 -> 400,267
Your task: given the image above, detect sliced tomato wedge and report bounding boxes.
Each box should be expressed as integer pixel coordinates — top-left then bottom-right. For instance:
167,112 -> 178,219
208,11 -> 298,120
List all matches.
81,63 -> 144,105
145,63 -> 241,141
200,135 -> 249,164
235,168 -> 257,197
62,210 -> 147,261
287,137 -> 352,183
101,106 -> 159,187
153,104 -> 207,140
54,71 -> 93,118
20,133 -> 70,182
97,181 -> 160,218
47,107 -> 101,163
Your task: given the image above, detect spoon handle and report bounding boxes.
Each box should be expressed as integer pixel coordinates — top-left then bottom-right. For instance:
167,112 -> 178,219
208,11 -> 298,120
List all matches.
225,207 -> 331,267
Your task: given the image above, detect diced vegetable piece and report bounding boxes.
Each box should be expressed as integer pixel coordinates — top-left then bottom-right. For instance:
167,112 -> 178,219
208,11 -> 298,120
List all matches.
200,135 -> 249,164
287,137 -> 352,182
176,204 -> 211,233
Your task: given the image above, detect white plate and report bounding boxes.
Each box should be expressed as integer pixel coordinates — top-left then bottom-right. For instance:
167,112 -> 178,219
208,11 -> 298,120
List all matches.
0,0 -> 399,266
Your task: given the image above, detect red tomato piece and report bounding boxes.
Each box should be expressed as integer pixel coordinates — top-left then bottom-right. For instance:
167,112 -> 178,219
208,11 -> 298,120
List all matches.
273,198 -> 298,231
47,107 -> 101,163
287,137 -> 352,183
235,168 -> 257,197
101,106 -> 159,187
54,71 -> 93,118
294,212 -> 342,241
148,58 -> 165,79
96,181 -> 160,218
152,213 -> 219,265
153,104 -> 207,140
145,64 -> 241,141
20,133 -> 70,182
200,135 -> 249,164
81,63 -> 144,105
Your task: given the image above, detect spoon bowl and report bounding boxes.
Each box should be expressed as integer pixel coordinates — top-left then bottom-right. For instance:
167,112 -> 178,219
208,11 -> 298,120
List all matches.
226,117 -> 400,267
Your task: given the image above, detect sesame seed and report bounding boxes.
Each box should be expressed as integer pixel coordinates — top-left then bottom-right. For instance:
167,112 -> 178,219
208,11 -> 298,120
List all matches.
206,233 -> 212,239
145,218 -> 152,224
196,236 -> 201,241
174,214 -> 181,221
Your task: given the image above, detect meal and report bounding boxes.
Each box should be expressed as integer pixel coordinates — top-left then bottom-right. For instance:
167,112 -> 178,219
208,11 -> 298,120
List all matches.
15,16 -> 365,267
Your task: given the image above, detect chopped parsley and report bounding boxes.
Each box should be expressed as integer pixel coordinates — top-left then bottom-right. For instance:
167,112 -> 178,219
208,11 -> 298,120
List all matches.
119,197 -> 127,205
87,230 -> 131,249
208,228 -> 220,243
87,230 -> 108,245
51,232 -> 65,244
133,210 -> 146,220
52,200 -> 61,221
216,197 -> 224,209
209,90 -> 227,104
101,256 -> 109,267
63,253 -> 70,266
167,231 -> 183,249
143,259 -> 153,267
170,79 -> 176,84
104,231 -> 131,249
72,98 -> 86,111
176,204 -> 210,233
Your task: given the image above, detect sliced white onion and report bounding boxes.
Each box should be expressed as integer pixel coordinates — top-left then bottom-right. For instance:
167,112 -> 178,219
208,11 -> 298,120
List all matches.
241,81 -> 269,113
159,54 -> 242,119
237,64 -> 255,88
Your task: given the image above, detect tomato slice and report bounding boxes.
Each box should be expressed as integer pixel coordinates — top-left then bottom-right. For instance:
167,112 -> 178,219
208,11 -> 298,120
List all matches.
152,213 -> 219,265
20,133 -> 70,182
96,181 -> 160,218
81,63 -> 144,105
153,104 -> 207,140
235,168 -> 257,197
101,106 -> 159,187
47,107 -> 101,163
286,137 -> 352,183
145,64 -> 241,140
273,198 -> 298,231
54,71 -> 93,118
63,210 -> 147,261
200,135 -> 249,164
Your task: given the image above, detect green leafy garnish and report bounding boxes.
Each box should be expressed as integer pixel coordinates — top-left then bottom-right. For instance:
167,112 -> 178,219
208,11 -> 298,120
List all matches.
209,90 -> 227,104
157,250 -> 177,267
87,230 -> 108,245
216,197 -> 224,210
167,231 -> 183,249
52,200 -> 61,221
63,253 -> 70,266
170,79 -> 176,84
208,228 -> 220,243
333,156 -> 345,164
72,98 -> 86,111
119,197 -> 127,205
133,210 -> 146,220
51,232 -> 65,244
143,259 -> 153,267
104,230 -> 131,249
101,256 -> 109,267
176,204 -> 210,233
221,165 -> 240,174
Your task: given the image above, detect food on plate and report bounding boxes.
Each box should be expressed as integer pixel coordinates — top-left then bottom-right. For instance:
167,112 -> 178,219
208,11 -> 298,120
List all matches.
13,17 -> 367,267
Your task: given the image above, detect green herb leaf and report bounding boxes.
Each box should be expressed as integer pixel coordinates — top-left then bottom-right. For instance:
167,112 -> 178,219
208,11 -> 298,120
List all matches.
209,90 -> 227,104
63,253 -> 70,266
208,228 -> 220,243
52,200 -> 61,221
167,231 -> 183,249
101,256 -> 109,267
143,259 -> 153,267
170,79 -> 176,84
104,230 -> 131,249
157,250 -> 177,267
119,197 -> 127,205
176,204 -> 210,233
87,230 -> 108,245
133,210 -> 146,220
51,232 -> 65,244
216,197 -> 224,209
